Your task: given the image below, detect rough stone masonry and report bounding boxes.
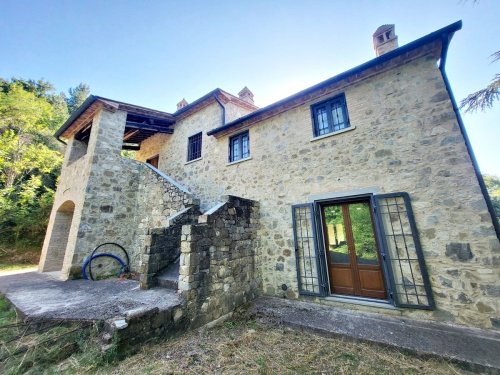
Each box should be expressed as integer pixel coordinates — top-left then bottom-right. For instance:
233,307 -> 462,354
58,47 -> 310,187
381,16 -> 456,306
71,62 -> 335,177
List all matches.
40,22 -> 499,332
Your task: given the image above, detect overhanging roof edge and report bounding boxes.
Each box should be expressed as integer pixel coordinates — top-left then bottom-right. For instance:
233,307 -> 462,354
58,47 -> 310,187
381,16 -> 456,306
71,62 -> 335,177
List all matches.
54,95 -> 175,140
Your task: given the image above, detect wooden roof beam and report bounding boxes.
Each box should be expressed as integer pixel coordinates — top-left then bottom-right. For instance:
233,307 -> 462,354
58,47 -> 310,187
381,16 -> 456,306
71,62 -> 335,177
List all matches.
125,121 -> 174,134
123,129 -> 140,141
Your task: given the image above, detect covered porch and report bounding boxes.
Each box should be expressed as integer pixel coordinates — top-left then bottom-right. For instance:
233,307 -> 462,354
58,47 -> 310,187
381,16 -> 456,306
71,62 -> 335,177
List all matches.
55,95 -> 176,151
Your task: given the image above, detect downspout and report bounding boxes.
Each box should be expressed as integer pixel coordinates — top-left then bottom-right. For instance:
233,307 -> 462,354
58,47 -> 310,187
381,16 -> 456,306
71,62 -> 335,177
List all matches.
439,34 -> 500,240
214,93 -> 226,127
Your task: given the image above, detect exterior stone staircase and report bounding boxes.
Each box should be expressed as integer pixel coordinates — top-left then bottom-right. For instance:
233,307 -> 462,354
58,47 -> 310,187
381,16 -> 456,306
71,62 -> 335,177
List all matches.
140,204 -> 201,289
154,259 -> 180,290
138,165 -> 202,290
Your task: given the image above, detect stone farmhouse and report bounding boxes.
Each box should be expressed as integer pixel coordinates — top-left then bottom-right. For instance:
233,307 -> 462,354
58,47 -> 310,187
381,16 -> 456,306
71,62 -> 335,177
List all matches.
39,21 -> 499,331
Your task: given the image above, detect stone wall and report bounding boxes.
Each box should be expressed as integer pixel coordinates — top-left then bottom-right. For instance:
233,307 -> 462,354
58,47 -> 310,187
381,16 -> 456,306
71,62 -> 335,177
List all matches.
39,136 -> 93,274
136,46 -> 499,329
71,158 -> 197,277
136,101 -> 257,211
225,101 -> 254,123
178,196 -> 261,326
41,201 -> 75,271
40,107 -> 200,281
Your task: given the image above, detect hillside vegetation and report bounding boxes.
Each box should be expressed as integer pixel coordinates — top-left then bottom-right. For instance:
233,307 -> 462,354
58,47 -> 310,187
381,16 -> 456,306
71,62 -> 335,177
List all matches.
0,79 -> 88,268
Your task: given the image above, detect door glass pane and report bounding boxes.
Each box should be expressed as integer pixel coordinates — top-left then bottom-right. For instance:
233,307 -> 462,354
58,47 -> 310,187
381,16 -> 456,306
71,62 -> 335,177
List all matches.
323,205 -> 349,264
348,203 -> 379,265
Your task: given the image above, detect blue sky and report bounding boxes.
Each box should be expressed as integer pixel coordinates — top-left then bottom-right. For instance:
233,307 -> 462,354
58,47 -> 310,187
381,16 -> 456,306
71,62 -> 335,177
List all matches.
1,0 -> 498,176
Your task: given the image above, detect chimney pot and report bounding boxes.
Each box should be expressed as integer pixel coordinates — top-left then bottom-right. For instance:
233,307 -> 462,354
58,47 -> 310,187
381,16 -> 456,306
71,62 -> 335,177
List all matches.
238,86 -> 254,105
177,98 -> 188,110
373,24 -> 398,57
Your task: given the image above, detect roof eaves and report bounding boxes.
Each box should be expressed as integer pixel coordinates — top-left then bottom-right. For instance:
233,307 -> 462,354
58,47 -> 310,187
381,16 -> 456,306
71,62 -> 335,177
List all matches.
93,95 -> 175,120
207,20 -> 462,137
54,95 -> 176,141
54,95 -> 97,139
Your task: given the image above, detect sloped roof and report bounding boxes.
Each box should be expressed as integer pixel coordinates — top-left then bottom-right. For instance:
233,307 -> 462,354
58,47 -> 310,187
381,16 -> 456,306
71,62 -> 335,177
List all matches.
207,20 -> 462,137
56,88 -> 258,141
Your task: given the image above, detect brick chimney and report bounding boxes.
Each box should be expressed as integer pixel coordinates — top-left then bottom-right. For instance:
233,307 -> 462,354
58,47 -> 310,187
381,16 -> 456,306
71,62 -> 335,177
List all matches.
373,24 -> 398,57
238,86 -> 254,105
177,98 -> 188,110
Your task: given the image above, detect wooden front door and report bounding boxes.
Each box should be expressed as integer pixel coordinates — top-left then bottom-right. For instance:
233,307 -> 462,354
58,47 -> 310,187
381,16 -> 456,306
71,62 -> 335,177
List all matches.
321,200 -> 386,299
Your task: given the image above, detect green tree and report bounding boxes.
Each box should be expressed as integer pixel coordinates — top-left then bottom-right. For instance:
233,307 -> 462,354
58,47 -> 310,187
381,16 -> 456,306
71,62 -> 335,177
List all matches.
0,82 -> 63,247
483,174 -> 500,222
0,78 -> 89,251
1,78 -> 54,98
66,83 -> 90,113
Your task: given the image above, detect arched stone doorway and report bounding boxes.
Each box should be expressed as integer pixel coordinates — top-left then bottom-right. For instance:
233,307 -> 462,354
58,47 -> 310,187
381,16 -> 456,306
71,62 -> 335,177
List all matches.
44,200 -> 75,272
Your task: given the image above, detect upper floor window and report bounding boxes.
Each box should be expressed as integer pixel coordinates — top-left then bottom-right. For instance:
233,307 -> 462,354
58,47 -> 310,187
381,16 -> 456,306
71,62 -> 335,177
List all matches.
311,94 -> 350,137
187,132 -> 202,161
229,131 -> 249,162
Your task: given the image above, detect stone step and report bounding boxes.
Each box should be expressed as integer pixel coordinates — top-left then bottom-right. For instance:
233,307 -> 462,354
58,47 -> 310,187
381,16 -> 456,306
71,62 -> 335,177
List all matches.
155,261 -> 179,290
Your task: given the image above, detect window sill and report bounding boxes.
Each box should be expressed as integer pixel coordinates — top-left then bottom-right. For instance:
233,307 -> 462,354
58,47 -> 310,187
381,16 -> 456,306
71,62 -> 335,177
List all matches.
227,156 -> 252,166
310,125 -> 356,142
185,157 -> 202,165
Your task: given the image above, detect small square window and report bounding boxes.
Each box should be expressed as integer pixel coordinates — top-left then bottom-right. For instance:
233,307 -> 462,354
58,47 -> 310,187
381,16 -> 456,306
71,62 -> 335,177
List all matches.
229,131 -> 249,162
187,132 -> 202,161
311,94 -> 350,137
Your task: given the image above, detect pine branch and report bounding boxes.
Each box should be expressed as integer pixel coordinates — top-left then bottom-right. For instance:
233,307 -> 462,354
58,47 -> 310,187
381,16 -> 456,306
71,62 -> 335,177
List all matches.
490,51 -> 500,63
460,74 -> 500,113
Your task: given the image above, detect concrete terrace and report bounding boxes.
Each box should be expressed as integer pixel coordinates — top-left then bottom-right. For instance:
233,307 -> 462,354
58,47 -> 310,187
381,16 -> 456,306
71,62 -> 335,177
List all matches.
0,271 -> 182,321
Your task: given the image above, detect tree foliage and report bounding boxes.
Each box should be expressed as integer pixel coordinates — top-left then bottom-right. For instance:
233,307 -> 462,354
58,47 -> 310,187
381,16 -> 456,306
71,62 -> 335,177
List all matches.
460,51 -> 500,113
483,174 -> 500,222
0,78 -> 89,249
67,83 -> 90,113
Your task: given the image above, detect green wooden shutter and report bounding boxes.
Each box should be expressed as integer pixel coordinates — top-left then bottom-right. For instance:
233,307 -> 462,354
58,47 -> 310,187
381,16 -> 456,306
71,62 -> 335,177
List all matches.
292,203 -> 325,296
373,193 -> 435,309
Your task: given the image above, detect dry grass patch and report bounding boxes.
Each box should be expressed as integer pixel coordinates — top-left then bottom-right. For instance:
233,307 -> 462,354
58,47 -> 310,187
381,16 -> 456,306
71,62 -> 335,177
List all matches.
0,296 -> 116,375
99,319 -> 467,375
0,245 -> 40,272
